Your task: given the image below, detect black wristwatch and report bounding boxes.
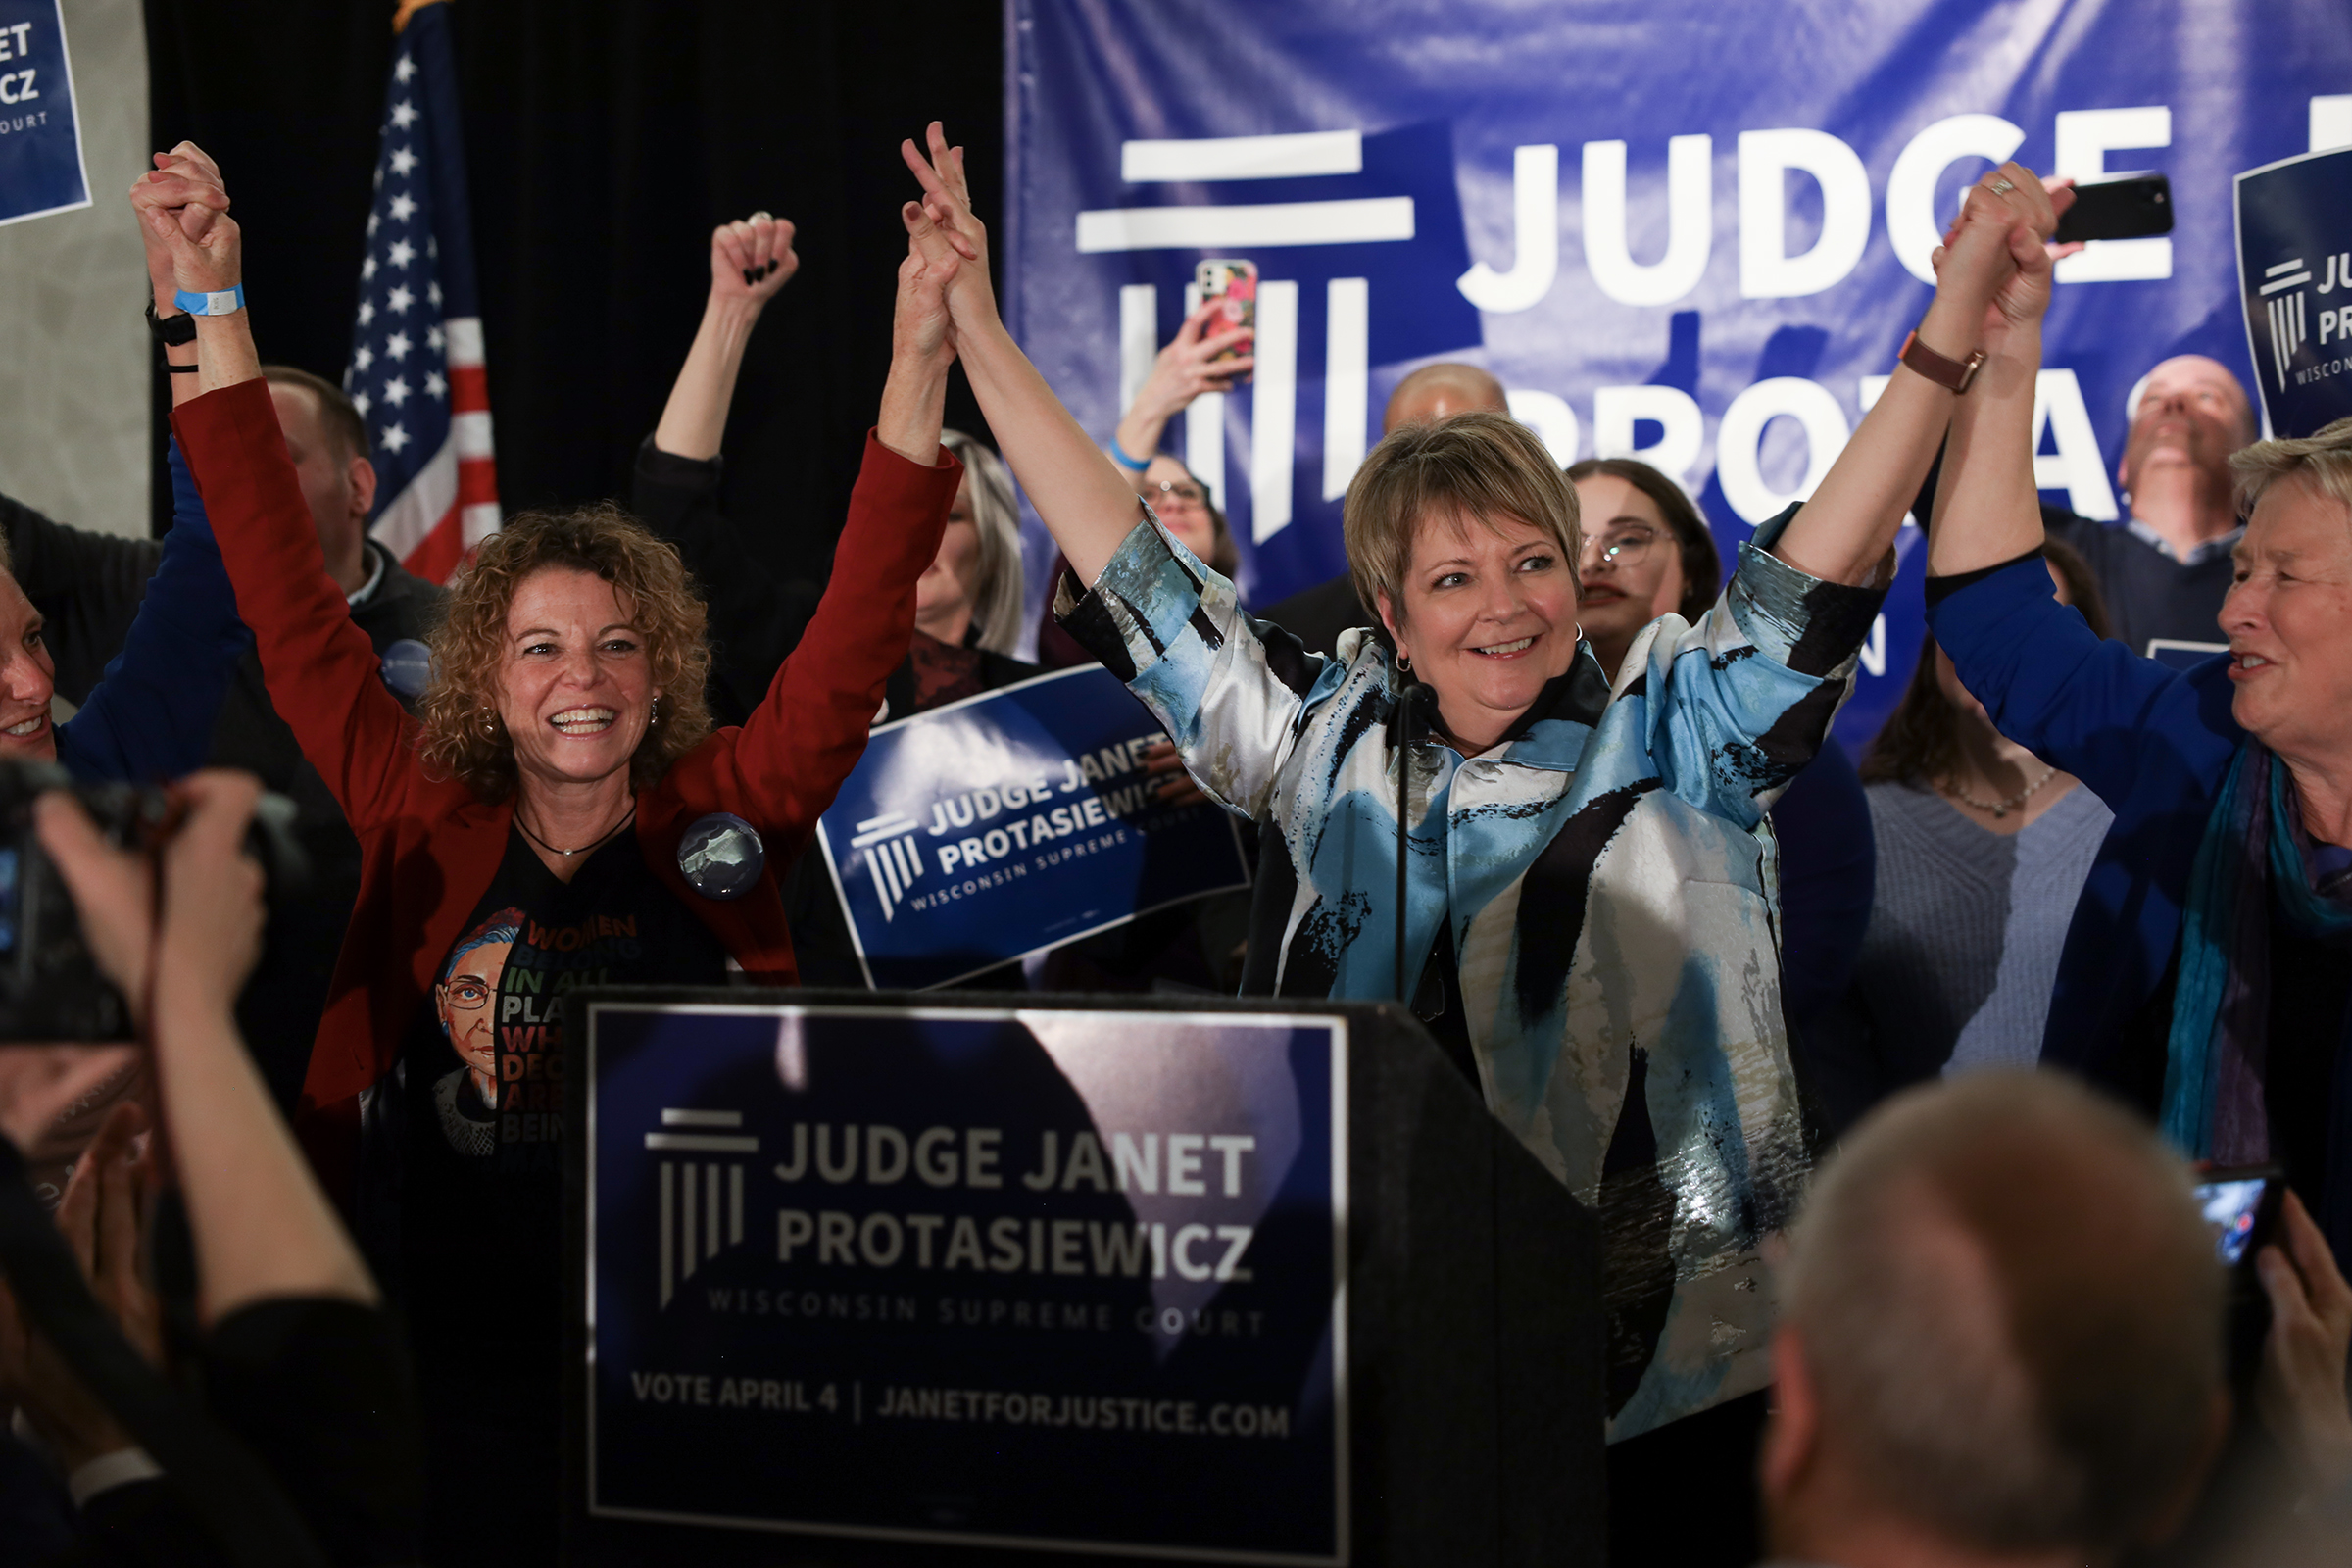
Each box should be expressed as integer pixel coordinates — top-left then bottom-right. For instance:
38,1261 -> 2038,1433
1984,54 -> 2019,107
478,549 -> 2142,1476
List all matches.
145,299 -> 198,347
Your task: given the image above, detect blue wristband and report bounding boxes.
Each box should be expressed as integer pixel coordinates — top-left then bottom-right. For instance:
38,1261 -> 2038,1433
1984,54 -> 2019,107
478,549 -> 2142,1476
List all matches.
173,285 -> 246,317
1109,439 -> 1152,472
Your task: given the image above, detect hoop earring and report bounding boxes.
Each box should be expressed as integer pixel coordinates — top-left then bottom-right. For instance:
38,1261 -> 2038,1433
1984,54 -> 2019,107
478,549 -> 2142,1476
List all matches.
1396,652 -> 1412,675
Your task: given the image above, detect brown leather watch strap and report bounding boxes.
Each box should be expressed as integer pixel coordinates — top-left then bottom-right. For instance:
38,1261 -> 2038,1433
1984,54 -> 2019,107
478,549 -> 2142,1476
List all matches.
1899,329 -> 1986,394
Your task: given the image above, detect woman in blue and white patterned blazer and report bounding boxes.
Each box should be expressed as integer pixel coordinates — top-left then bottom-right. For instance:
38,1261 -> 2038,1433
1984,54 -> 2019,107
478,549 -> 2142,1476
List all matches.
901,124 -> 2056,1441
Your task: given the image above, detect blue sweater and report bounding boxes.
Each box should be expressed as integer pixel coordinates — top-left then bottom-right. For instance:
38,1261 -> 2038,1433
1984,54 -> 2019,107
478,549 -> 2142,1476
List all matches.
1924,552 -> 2243,1086
54,441 -> 251,783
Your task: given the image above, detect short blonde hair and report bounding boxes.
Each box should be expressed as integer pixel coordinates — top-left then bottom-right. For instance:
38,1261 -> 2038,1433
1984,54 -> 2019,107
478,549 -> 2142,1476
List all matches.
1342,410 -> 1580,629
940,430 -> 1026,658
416,503 -> 714,799
2230,415 -> 2352,519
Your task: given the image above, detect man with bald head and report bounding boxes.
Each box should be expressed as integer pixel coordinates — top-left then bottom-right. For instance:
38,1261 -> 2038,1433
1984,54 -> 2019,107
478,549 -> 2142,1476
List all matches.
1382,360 -> 1509,430
1762,1070 -> 2233,1568
2043,354 -> 2256,660
1260,362 -> 1511,653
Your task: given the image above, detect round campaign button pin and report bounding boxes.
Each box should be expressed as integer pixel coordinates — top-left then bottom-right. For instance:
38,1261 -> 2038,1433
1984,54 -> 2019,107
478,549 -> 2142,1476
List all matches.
677,812 -> 765,901
379,638 -> 435,700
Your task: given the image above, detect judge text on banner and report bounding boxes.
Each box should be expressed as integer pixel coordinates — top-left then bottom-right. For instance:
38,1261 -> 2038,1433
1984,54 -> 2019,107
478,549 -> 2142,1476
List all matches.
1005,0 -> 2352,750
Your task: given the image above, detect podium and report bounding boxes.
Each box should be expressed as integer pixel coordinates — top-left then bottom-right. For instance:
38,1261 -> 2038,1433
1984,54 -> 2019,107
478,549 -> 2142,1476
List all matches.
563,988 -> 1603,1566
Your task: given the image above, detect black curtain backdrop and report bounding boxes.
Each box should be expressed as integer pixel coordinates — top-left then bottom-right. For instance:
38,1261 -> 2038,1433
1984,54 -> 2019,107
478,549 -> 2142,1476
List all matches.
144,0 -> 1003,592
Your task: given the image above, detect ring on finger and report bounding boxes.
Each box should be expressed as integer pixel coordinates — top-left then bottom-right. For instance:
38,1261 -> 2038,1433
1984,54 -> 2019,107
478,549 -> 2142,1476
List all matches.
749,210 -> 772,224
1986,177 -> 2015,196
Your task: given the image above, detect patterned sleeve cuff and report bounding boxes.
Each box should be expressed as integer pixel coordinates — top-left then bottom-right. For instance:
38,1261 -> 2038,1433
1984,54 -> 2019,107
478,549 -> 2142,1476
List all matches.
1729,501 -> 1892,678
1053,512 -> 1209,682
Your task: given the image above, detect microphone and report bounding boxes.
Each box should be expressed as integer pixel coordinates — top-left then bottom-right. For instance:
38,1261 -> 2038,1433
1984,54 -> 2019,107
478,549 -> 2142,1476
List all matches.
1393,677 -> 1438,1004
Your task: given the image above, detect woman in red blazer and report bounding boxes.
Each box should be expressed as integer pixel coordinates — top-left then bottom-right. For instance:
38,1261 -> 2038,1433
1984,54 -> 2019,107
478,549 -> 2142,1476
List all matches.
143,143 -> 962,1567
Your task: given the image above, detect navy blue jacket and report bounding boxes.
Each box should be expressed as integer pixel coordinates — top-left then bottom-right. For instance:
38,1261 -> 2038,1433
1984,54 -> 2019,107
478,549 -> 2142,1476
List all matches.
53,442 -> 251,783
1925,552 -> 2242,1087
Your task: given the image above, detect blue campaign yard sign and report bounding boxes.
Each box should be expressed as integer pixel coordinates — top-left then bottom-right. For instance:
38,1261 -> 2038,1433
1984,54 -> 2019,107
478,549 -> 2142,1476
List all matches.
0,0 -> 85,226
579,1000 -> 1348,1563
815,665 -> 1251,990
2236,146 -> 2352,440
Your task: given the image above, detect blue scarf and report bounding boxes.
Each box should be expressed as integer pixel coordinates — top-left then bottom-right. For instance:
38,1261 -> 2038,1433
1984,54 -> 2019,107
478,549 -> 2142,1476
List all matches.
2161,743 -> 2352,1256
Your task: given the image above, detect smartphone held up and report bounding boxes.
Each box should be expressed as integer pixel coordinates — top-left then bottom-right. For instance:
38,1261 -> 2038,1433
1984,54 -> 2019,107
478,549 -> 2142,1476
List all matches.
2052,172 -> 2173,245
1196,258 -> 1256,383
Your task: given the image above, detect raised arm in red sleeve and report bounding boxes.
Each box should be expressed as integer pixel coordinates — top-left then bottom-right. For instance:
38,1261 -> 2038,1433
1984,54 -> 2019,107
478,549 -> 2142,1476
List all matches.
172,379 -> 437,831
723,432 -> 958,848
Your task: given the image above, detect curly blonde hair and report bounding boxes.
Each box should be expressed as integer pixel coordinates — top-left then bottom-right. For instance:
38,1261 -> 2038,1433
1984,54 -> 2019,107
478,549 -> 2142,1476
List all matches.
416,503 -> 714,799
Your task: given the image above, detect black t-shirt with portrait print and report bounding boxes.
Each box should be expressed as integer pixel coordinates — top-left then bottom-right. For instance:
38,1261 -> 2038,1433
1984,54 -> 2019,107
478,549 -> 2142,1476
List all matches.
395,823 -> 727,1568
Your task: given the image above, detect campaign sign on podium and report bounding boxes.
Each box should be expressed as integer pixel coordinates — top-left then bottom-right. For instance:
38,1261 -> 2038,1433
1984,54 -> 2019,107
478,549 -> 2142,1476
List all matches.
813,665 -> 1251,990
572,998 -> 1347,1562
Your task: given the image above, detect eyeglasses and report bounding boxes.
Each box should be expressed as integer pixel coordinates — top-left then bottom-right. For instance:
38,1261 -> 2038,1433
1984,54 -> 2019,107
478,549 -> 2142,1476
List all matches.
1140,479 -> 1207,510
442,977 -> 495,1010
1582,526 -> 1660,570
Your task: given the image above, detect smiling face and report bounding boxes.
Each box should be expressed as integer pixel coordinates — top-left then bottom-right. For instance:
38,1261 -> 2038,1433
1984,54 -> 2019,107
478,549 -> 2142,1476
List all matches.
495,566 -> 661,795
1572,472 -> 1688,677
2121,356 -> 2254,497
0,570 -> 56,761
1141,454 -> 1219,564
1378,509 -> 1580,752
2220,480 -> 2352,761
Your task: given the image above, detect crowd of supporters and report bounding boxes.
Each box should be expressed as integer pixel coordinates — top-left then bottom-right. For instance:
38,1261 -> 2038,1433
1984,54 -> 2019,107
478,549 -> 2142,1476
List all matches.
0,125 -> 2343,1568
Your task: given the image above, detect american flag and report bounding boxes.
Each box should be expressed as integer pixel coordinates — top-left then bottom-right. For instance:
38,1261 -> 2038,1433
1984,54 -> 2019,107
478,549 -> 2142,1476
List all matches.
344,0 -> 498,583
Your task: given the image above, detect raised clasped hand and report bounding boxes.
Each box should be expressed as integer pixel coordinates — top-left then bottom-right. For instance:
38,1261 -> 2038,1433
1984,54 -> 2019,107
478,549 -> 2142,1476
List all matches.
128,139 -> 239,298
710,212 -> 799,308
899,121 -> 996,343
1930,160 -> 2079,350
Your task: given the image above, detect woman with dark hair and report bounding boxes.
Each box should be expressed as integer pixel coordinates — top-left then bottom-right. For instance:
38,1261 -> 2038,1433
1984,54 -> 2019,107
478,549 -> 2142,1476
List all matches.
148,153 -> 963,1567
1564,456 -> 1721,644
1569,456 -> 1875,1040
1804,538 -> 2116,1136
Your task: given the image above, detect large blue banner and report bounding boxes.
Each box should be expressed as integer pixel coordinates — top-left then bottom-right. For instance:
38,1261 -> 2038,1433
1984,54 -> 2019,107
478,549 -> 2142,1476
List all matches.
0,0 -> 86,227
1005,1 -> 2352,746
2236,146 -> 2352,440
579,1000 -> 1348,1562
814,666 -> 1251,990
